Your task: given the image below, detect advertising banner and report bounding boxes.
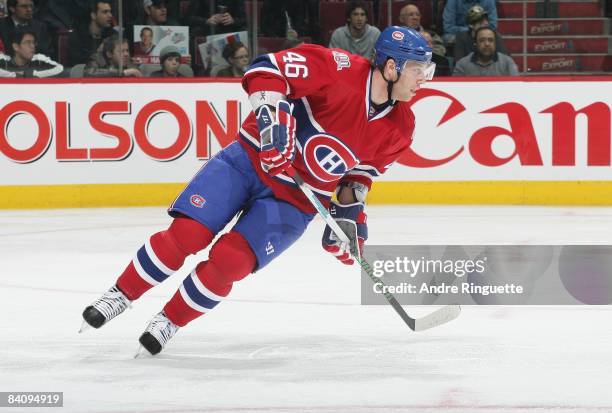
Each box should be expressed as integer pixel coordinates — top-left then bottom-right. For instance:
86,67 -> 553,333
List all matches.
0,78 -> 610,206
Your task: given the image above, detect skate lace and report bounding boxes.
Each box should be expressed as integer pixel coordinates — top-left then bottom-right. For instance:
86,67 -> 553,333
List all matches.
93,286 -> 131,321
147,313 -> 179,347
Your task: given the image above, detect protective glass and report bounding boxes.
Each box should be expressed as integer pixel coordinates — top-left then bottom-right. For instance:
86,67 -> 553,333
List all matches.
403,60 -> 436,81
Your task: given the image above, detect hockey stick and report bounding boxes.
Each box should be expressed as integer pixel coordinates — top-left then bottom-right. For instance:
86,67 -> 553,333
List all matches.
288,171 -> 460,331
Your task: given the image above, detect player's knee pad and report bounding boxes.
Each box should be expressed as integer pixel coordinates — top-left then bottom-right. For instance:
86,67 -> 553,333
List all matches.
208,231 -> 256,283
167,216 -> 215,256
196,231 -> 256,296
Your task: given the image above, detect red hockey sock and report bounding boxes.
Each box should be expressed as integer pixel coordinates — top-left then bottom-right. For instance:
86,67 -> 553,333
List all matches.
164,231 -> 256,327
117,216 -> 214,300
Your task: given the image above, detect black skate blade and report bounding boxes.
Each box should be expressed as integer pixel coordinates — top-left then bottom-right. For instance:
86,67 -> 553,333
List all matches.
82,306 -> 106,329
138,332 -> 162,356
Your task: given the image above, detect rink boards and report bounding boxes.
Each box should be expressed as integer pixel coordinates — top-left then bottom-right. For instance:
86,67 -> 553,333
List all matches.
0,77 -> 610,208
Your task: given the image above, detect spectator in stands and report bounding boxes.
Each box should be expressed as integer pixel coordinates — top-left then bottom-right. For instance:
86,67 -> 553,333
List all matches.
421,30 -> 450,77
38,0 -> 84,63
215,41 -> 249,77
453,27 -> 518,76
139,0 -> 191,65
454,4 -> 508,62
84,34 -> 142,77
182,1 -> 243,76
67,0 -> 113,66
443,0 -> 497,44
38,0 -> 79,34
142,0 -> 178,26
185,0 -> 245,37
329,1 -> 380,59
0,1 -> 7,18
0,0 -> 52,57
149,44 -> 188,77
0,28 -> 63,77
398,3 -> 446,57
133,26 -> 155,56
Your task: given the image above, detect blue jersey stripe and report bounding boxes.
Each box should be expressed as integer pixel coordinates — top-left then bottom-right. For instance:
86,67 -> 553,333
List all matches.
239,131 -> 260,151
183,275 -> 220,310
291,99 -> 322,149
349,167 -> 379,177
136,246 -> 169,283
247,55 -> 279,72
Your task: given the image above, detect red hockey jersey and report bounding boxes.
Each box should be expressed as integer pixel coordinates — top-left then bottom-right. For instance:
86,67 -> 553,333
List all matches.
240,44 -> 415,213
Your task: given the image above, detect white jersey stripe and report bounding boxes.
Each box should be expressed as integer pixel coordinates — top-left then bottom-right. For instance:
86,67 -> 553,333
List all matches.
240,128 -> 259,147
274,173 -> 333,197
301,97 -> 324,133
354,164 -> 384,173
346,170 -> 376,179
364,70 -> 372,120
268,53 -> 291,95
179,284 -> 209,313
365,69 -> 394,122
144,238 -> 173,276
190,270 -> 225,302
132,254 -> 160,286
244,66 -> 283,79
238,130 -> 333,198
369,105 -> 394,122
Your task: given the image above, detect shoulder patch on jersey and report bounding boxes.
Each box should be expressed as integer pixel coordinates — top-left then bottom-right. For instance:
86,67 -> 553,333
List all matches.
303,134 -> 359,182
190,194 -> 206,208
332,51 -> 350,71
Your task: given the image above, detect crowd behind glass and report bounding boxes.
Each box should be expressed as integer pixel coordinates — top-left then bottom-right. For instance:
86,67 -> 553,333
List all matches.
0,0 -> 529,78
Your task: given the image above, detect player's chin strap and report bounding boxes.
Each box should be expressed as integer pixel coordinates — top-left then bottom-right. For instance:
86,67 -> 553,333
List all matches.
377,65 -> 400,107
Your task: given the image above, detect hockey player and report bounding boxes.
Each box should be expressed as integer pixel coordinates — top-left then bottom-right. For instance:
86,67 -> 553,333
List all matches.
81,26 -> 435,356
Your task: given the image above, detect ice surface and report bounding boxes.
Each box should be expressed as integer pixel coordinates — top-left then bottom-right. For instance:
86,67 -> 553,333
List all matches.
1,206 -> 612,412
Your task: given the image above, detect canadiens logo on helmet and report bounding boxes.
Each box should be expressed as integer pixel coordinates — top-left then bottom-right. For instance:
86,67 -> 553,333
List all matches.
303,134 -> 358,182
190,194 -> 206,208
392,31 -> 405,41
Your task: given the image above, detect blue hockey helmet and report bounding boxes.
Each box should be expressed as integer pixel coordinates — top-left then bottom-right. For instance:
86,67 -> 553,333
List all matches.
374,26 -> 433,74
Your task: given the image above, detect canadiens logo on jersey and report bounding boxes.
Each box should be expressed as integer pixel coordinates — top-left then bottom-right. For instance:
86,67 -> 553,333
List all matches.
240,44 -> 414,212
190,194 -> 206,208
302,134 -> 359,182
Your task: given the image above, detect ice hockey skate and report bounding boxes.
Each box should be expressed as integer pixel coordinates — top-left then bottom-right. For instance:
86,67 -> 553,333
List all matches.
136,311 -> 179,357
80,285 -> 131,332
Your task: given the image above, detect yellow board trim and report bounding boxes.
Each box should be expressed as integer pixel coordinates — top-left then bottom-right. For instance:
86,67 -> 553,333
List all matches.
0,181 -> 611,209
0,183 -> 186,209
367,181 -> 612,206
